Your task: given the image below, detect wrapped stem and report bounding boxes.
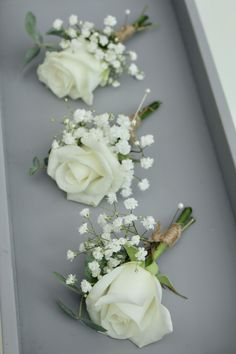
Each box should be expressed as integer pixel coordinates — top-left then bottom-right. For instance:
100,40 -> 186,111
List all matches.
153,207 -> 195,261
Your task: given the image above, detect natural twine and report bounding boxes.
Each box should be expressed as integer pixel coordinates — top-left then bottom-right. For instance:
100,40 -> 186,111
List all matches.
129,114 -> 142,143
151,223 -> 182,247
115,25 -> 136,43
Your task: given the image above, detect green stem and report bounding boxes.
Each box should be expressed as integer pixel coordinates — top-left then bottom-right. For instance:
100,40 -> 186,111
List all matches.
153,207 -> 195,261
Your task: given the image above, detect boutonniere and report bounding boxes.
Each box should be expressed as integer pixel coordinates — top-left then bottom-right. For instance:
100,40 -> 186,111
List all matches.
54,201 -> 195,347
24,7 -> 158,105
29,90 -> 160,206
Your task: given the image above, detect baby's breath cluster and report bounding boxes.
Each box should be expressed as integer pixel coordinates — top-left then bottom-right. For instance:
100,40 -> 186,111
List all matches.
51,107 -> 155,198
65,200 -> 157,292
52,13 -> 144,86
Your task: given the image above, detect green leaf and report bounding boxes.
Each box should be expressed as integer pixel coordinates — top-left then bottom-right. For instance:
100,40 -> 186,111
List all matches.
47,28 -> 69,39
56,299 -> 79,320
24,46 -> 40,65
156,273 -> 187,299
80,318 -> 106,332
123,244 -> 138,261
53,272 -> 82,295
145,261 -> 159,275
28,156 -> 41,176
25,12 -> 43,43
139,101 -> 162,121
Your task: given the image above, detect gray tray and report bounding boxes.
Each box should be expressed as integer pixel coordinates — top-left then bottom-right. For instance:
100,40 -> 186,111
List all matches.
0,0 -> 236,354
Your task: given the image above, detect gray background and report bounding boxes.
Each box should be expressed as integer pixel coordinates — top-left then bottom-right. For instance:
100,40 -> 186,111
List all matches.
0,0 -> 236,353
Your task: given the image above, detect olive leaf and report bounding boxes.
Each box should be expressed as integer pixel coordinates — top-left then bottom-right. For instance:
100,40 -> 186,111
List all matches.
156,273 -> 187,299
25,12 -> 43,44
56,299 -> 80,320
47,28 -> 69,40
53,272 -> 82,295
24,46 -> 40,65
28,156 -> 41,176
80,318 -> 107,333
123,244 -> 138,261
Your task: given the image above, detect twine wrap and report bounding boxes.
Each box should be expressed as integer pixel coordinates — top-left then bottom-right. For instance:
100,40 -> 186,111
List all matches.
129,114 -> 142,143
115,25 -> 136,43
151,223 -> 182,247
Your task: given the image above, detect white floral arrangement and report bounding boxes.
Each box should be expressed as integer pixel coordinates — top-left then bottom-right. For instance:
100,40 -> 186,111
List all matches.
29,91 -> 160,206
54,200 -> 195,348
24,7 -> 158,105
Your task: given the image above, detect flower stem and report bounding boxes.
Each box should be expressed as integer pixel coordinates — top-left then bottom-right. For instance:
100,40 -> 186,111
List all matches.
153,207 -> 195,261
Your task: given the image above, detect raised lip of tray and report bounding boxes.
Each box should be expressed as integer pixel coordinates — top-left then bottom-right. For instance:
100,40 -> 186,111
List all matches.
0,1 -> 235,353
173,0 -> 236,219
0,92 -> 21,354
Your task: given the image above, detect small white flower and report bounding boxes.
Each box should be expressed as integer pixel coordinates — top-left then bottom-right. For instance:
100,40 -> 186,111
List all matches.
80,208 -> 90,218
141,216 -> 156,230
130,235 -> 140,246
88,261 -> 101,277
108,258 -> 121,268
103,223 -> 113,234
66,274 -> 77,285
121,187 -> 132,198
95,49 -> 105,60
69,14 -> 78,26
119,237 -> 127,245
136,72 -> 145,80
121,159 -> 134,171
93,247 -> 103,261
79,242 -> 86,252
74,127 -> 87,139
114,43 -> 125,54
81,28 -> 91,38
52,139 -> 59,149
104,248 -> 113,260
104,15 -> 117,27
140,157 -> 154,169
78,223 -> 88,235
117,115 -> 131,128
101,232 -> 111,241
97,213 -> 107,225
99,35 -> 109,46
67,250 -> 76,261
124,213 -> 137,225
135,247 -> 147,261
115,140 -> 131,155
62,132 -> 76,145
94,113 -> 109,127
112,60 -> 121,69
81,279 -> 92,293
112,80 -> 120,88
107,193 -> 117,204
52,19 -> 63,30
129,51 -> 137,61
103,26 -> 113,35
67,27 -> 77,38
113,217 -> 123,231
87,41 -> 97,53
128,63 -> 138,75
109,239 -> 121,252
124,198 -> 138,210
83,21 -> 94,30
59,39 -> 70,49
140,134 -> 154,148
138,178 -> 150,191
73,109 -> 93,123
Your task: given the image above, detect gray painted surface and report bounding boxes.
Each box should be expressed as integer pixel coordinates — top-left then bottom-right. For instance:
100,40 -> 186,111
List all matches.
0,0 -> 236,353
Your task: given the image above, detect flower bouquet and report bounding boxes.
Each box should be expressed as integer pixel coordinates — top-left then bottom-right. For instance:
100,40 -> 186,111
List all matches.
29,91 -> 160,206
24,7 -> 158,105
54,200 -> 195,348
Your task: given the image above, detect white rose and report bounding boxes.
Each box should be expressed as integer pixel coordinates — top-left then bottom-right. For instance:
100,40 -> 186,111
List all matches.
47,136 -> 124,206
37,38 -> 109,105
86,262 -> 173,348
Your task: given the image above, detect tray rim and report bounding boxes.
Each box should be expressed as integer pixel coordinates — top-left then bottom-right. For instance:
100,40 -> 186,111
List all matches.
173,0 -> 236,219
0,1 -> 235,353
